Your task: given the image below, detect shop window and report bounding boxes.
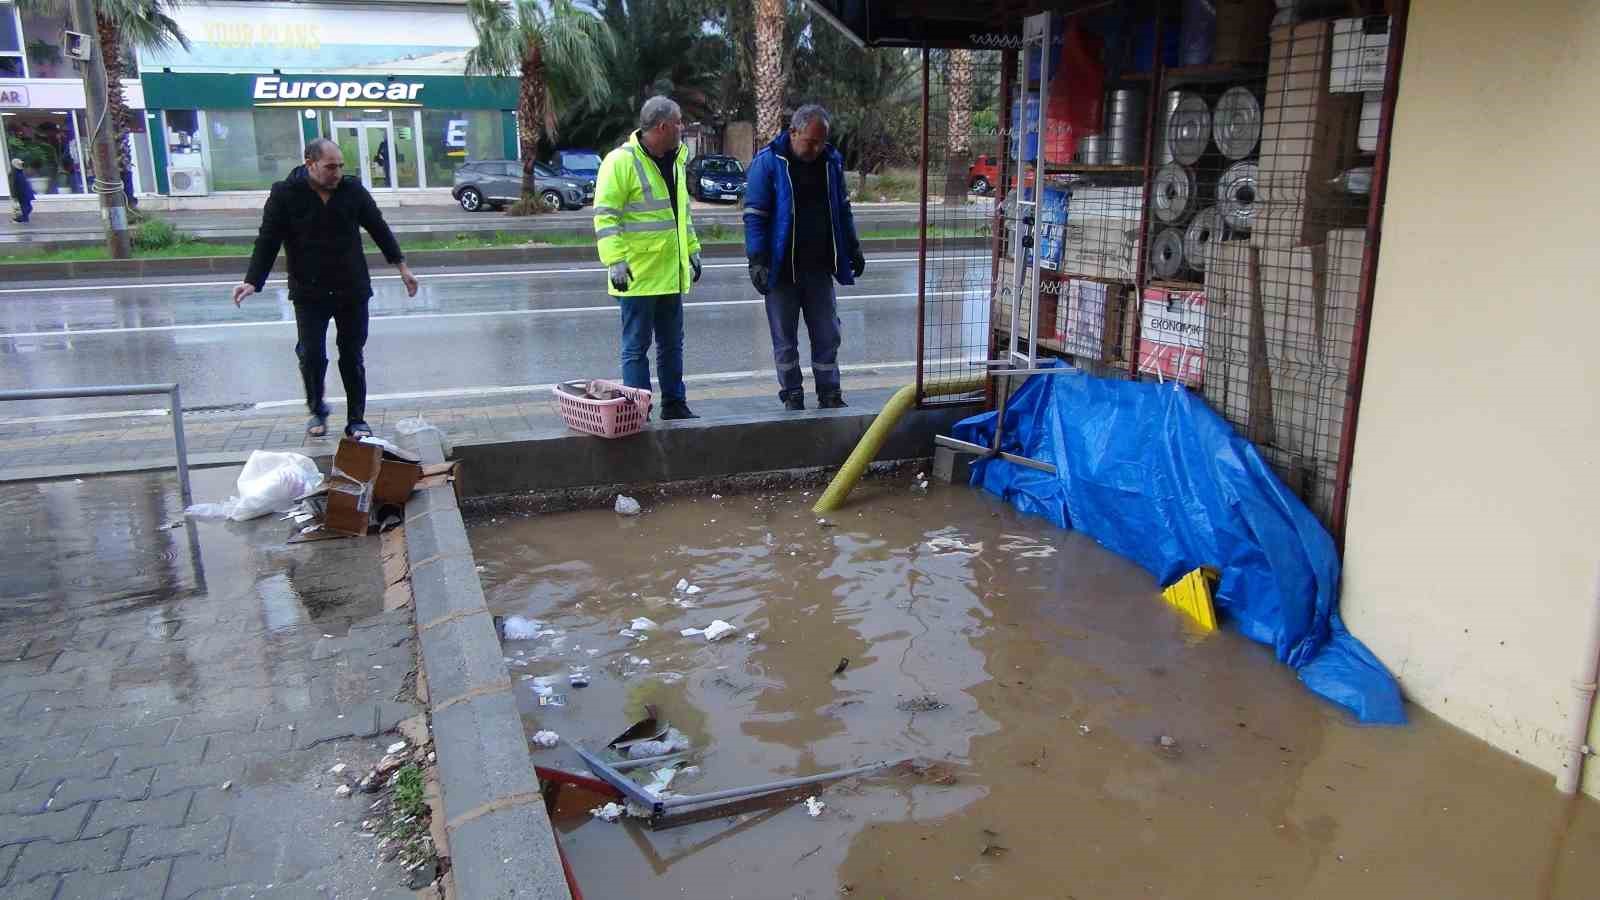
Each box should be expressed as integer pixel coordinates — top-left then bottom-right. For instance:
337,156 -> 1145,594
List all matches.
4,109 -> 86,194
0,3 -> 22,77
422,110 -> 505,189
206,108 -> 302,191
19,5 -> 68,78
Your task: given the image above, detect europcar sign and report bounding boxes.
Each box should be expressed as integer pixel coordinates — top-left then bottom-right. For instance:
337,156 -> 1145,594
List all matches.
253,76 -> 424,108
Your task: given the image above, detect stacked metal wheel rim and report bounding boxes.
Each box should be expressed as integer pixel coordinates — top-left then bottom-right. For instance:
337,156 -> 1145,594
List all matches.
1165,92 -> 1211,166
1212,87 -> 1262,160
1150,227 -> 1186,280
1152,163 -> 1197,225
1184,206 -> 1223,273
1216,161 -> 1259,233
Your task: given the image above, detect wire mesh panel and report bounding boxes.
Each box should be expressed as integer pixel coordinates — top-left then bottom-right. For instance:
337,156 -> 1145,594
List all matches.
1182,11 -> 1390,527
913,47 -> 1009,403
914,3 -> 1397,533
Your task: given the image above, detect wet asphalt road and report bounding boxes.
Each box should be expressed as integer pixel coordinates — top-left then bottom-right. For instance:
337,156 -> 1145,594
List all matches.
0,253 -> 991,419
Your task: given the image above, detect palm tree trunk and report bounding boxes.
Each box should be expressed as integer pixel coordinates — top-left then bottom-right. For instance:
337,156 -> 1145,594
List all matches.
943,50 -> 974,205
96,14 -> 133,178
753,0 -> 785,144
518,48 -> 547,207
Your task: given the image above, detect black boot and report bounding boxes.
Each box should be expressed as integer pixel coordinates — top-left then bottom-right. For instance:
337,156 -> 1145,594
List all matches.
780,390 -> 805,411
817,392 -> 848,409
661,400 -> 698,420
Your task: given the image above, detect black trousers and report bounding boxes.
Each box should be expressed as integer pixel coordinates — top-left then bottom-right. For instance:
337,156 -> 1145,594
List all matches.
293,295 -> 369,425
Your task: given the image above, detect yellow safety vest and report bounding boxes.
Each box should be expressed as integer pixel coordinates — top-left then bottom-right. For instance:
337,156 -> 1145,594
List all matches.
593,134 -> 700,297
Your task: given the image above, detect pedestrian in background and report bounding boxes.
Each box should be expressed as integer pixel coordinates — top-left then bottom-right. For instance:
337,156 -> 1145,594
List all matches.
593,95 -> 703,421
743,104 -> 865,411
10,159 -> 34,224
231,137 -> 417,439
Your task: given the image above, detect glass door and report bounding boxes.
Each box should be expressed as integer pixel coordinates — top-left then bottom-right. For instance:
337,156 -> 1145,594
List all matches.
330,121 -> 395,190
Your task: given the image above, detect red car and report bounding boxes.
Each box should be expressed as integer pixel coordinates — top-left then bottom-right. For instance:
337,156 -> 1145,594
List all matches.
968,154 -> 1001,194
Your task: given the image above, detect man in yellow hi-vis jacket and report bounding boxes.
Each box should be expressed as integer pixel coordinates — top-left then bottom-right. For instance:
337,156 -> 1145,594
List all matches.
593,96 -> 703,420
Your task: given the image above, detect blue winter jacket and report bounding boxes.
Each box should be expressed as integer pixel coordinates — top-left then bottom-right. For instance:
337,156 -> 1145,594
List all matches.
742,132 -> 862,293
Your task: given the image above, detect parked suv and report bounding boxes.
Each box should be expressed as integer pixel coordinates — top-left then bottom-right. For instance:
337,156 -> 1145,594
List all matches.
687,155 -> 747,203
549,149 -> 600,201
451,160 -> 587,212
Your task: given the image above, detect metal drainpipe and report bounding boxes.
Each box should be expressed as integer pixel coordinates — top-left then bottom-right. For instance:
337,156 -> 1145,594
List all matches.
1330,0 -> 1409,551
1556,564 -> 1600,794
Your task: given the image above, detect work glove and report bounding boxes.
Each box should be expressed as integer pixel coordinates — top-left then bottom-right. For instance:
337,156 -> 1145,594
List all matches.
690,253 -> 703,284
748,254 -> 770,296
850,247 -> 867,278
608,261 -> 633,291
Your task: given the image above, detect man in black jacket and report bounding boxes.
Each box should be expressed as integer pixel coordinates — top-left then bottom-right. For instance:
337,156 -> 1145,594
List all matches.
232,138 -> 417,438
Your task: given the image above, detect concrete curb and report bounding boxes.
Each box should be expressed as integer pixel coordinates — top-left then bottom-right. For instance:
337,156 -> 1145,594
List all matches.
400,427 -> 573,900
0,236 -> 984,282
450,405 -> 977,499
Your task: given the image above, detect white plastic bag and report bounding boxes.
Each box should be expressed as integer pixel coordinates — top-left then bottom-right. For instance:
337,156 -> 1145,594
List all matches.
186,451 -> 322,522
395,416 -> 452,456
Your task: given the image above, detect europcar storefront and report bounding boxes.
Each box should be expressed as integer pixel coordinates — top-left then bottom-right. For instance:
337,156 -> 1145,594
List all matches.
139,70 -> 517,197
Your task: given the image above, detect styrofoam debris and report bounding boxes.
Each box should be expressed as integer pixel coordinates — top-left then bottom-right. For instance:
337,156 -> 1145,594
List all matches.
532,730 -> 560,748
615,495 -> 642,516
643,766 -> 681,796
686,585 -> 703,595
329,763 -> 347,775
675,578 -> 690,592
590,802 -> 625,822
745,633 -> 759,642
805,796 -> 825,817
630,617 -> 658,631
501,615 -> 543,640
336,785 -> 353,798
619,629 -> 638,639
702,620 -> 736,642
386,741 -> 407,754
680,627 -> 703,637
626,727 -> 691,759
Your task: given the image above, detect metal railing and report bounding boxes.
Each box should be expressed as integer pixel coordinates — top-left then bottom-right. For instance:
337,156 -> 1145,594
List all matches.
0,383 -> 191,505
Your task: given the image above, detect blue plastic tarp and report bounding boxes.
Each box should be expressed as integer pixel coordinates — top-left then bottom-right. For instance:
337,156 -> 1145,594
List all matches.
952,367 -> 1405,724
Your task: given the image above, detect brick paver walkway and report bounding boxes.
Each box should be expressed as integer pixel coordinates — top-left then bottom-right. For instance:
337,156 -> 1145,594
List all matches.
0,467 -> 422,898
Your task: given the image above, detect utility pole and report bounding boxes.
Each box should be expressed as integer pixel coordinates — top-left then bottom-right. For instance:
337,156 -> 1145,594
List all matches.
67,0 -> 131,259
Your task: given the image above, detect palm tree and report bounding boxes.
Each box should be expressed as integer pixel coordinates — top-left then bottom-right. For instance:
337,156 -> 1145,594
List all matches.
466,0 -> 614,210
944,49 -> 974,204
752,0 -> 785,144
19,1 -> 189,183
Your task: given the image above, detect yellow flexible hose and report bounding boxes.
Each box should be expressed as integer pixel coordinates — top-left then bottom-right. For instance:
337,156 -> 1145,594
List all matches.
812,377 -> 984,514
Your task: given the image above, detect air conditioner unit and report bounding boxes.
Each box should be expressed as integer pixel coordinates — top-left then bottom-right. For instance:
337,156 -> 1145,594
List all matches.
167,165 -> 209,197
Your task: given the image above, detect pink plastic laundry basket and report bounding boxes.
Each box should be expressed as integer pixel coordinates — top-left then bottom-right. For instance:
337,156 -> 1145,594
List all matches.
553,379 -> 652,438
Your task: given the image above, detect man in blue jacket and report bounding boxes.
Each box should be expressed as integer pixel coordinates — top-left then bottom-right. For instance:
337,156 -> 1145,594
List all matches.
744,105 -> 865,410
10,159 -> 35,224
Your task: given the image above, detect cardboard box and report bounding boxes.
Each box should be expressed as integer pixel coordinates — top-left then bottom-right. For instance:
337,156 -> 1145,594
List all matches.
1063,279 -> 1126,362
374,459 -> 423,507
1137,287 -> 1207,385
324,477 -> 373,537
1058,214 -> 1143,283
333,437 -> 382,484
1202,241 -> 1275,444
1331,17 -> 1390,93
1212,0 -> 1276,66
1255,19 -> 1365,245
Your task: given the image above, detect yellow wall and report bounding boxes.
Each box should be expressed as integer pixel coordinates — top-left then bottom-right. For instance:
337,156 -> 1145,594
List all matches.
1342,0 -> 1600,793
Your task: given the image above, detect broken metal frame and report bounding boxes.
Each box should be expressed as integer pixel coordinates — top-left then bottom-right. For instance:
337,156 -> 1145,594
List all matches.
0,383 -> 192,506
567,740 -> 903,829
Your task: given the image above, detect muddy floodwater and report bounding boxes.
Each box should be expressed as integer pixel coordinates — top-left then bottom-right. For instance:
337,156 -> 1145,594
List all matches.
469,480 -> 1600,899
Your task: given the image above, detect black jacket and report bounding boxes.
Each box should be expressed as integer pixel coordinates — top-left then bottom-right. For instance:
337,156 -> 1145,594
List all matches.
244,166 -> 404,301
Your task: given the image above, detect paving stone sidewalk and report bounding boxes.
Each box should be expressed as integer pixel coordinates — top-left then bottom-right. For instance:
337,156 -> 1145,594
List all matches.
0,466 -> 423,898
0,375 -> 907,483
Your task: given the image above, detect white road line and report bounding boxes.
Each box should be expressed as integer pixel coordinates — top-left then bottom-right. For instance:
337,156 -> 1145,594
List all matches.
0,360 -> 926,426
0,289 -> 982,339
0,255 -> 988,295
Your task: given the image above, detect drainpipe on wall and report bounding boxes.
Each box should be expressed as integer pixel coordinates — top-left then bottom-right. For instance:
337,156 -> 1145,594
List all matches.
1556,563 -> 1600,794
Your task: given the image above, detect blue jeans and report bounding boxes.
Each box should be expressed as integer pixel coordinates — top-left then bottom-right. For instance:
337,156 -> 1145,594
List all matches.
765,270 -> 841,397
618,293 -> 685,403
